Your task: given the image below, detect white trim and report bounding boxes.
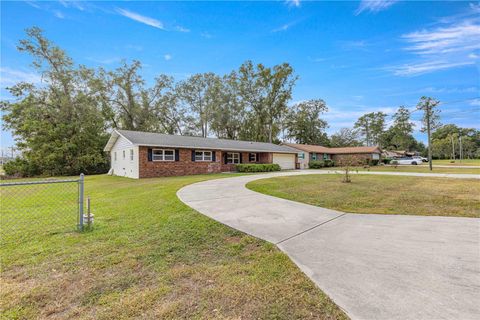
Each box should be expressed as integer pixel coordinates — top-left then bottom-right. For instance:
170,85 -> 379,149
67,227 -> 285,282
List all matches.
194,150 -> 213,162
226,152 -> 240,164
134,144 -> 297,154
152,148 -> 175,162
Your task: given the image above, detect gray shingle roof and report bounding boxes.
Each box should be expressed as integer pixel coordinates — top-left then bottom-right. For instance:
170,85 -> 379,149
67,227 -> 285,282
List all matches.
106,129 -> 298,153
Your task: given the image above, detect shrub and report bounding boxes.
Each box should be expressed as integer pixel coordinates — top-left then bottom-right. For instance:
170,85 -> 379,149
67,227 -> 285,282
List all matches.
324,159 -> 335,167
236,163 -> 281,172
308,160 -> 325,169
371,159 -> 380,166
382,158 -> 392,164
3,158 -> 41,177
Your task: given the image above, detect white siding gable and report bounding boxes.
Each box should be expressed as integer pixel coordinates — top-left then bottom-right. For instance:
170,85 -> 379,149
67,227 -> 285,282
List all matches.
110,134 -> 139,179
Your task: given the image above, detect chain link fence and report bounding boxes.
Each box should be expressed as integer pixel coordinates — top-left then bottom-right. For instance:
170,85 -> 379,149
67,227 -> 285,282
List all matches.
0,174 -> 85,245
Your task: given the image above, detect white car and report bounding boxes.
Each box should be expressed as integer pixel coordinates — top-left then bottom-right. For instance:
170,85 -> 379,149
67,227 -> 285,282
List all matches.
394,157 -> 420,165
412,156 -> 428,162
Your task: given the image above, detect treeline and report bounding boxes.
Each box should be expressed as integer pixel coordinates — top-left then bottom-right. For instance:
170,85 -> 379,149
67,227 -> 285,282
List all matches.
1,28 -> 479,176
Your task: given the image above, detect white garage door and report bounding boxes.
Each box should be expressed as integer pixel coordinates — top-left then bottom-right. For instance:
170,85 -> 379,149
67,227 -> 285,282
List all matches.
273,153 -> 296,170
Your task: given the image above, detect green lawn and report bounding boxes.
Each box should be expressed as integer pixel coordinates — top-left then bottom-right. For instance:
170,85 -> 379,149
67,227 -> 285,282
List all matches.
247,174 -> 480,218
430,159 -> 480,166
0,174 -> 346,320
320,166 -> 480,174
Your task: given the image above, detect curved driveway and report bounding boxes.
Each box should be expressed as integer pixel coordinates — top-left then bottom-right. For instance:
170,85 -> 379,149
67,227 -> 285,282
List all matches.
177,171 -> 480,320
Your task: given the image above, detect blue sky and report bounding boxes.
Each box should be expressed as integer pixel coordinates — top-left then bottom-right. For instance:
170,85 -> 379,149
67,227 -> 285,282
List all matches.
1,0 -> 479,149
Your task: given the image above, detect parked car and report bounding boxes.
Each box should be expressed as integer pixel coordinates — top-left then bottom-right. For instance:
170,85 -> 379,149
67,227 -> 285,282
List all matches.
396,157 -> 420,165
412,156 -> 428,162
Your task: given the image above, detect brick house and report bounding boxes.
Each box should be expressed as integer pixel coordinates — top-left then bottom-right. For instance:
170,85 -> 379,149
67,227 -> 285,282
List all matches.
283,143 -> 382,168
104,130 -> 298,178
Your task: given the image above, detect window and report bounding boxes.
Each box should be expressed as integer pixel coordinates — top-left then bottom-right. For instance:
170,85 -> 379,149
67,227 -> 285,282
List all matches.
227,152 -> 240,164
249,153 -> 257,162
323,153 -> 328,160
130,149 -> 134,161
195,150 -> 212,161
153,149 -> 175,161
114,152 -> 117,161
298,153 -> 305,160
123,150 -> 125,159
312,153 -> 317,160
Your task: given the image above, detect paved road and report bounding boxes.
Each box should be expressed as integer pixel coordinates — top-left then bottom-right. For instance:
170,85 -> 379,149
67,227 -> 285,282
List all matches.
177,171 -> 480,320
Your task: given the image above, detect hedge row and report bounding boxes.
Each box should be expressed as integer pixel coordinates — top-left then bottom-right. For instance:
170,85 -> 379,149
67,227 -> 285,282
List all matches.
309,159 -> 335,169
236,163 -> 281,172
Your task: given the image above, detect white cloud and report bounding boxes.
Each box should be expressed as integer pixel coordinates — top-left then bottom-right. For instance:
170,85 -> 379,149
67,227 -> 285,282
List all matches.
175,26 -> 190,33
285,0 -> 301,8
272,21 -> 297,33
164,54 -> 172,61
470,98 -> 480,106
0,67 -> 42,87
59,0 -> 85,11
201,32 -> 213,38
355,0 -> 399,15
24,1 -> 40,9
390,60 -> 475,76
402,21 -> 480,55
389,6 -> 480,76
116,8 -> 164,29
53,10 -> 65,19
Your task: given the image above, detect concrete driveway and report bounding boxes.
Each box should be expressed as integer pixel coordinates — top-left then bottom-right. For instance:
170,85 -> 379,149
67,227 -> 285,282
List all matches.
177,171 -> 480,320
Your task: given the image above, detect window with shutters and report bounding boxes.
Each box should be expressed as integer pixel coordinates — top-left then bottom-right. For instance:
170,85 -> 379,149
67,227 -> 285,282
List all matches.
195,150 -> 212,161
226,152 -> 240,164
248,153 -> 257,162
152,149 -> 175,161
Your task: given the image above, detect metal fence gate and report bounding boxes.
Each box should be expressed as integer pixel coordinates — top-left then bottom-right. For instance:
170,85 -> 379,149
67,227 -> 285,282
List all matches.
0,174 -> 85,245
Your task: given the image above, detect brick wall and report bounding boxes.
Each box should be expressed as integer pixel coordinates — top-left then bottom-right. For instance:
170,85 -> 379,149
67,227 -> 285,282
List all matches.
139,147 -> 274,178
331,153 -> 374,166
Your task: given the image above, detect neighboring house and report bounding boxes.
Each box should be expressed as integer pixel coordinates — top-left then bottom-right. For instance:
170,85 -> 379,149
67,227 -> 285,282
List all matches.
382,150 -> 418,158
104,130 -> 298,178
283,143 -> 382,168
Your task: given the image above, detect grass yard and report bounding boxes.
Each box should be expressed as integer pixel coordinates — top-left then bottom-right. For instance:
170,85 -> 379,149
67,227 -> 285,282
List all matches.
430,159 -> 480,166
0,174 -> 346,320
247,174 -> 480,218
320,166 -> 480,174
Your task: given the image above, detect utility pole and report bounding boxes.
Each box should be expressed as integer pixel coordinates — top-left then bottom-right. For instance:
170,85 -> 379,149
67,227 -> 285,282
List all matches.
459,136 -> 463,162
451,135 -> 455,161
426,108 -> 432,171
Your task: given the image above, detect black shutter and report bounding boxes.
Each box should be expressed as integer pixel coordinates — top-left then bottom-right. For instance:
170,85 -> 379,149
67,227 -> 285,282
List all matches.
239,153 -> 243,163
224,152 -> 228,164
256,153 -> 260,163
191,150 -> 195,162
175,149 -> 179,161
148,148 -> 153,161
212,151 -> 216,162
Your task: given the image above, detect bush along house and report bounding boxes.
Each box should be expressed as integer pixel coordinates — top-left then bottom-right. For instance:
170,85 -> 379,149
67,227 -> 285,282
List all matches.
104,130 -> 299,178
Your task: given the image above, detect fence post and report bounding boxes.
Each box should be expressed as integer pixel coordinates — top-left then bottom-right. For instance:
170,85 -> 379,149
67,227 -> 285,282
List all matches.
78,173 -> 84,231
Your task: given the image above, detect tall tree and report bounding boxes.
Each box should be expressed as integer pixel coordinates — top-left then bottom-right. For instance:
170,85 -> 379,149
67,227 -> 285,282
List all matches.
330,128 -> 362,147
0,27 -> 108,176
381,106 -> 416,150
176,73 -> 222,137
354,112 -> 387,146
97,61 -> 180,132
286,99 -> 329,145
210,71 -> 246,139
237,61 -> 297,142
417,96 -> 441,170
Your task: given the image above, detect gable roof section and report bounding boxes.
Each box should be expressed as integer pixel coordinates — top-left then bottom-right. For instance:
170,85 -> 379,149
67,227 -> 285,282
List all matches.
283,143 -> 381,154
282,143 -> 331,154
104,129 -> 298,153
